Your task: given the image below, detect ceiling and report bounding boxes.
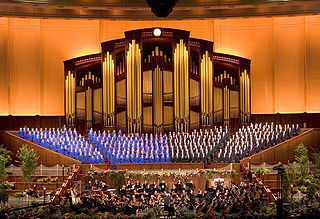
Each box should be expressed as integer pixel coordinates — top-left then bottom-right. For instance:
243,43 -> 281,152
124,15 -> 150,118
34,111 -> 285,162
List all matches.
0,0 -> 319,20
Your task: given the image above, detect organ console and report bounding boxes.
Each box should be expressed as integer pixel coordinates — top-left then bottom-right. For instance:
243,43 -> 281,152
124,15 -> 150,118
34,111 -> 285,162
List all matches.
64,28 -> 251,133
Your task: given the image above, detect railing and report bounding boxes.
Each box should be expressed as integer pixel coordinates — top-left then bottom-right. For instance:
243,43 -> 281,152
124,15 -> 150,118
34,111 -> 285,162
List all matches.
163,124 -> 174,133
163,92 -> 173,102
190,96 -> 200,106
76,108 -> 85,120
190,122 -> 200,131
52,165 -> 80,203
116,122 -> 126,131
230,106 -> 239,118
143,93 -> 152,103
143,124 -> 153,133
6,164 -> 75,177
242,164 -> 277,202
93,111 -> 103,124
213,110 -> 223,123
116,96 -> 126,106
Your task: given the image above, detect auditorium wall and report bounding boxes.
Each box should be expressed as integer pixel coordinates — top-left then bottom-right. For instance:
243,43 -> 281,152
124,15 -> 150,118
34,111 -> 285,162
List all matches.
0,15 -> 319,119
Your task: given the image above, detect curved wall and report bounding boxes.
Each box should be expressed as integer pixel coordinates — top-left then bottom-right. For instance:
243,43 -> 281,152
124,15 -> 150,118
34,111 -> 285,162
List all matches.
0,16 -> 319,116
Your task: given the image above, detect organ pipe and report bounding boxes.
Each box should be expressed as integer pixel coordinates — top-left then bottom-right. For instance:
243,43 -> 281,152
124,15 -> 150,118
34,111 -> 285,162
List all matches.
71,73 -> 75,126
127,40 -> 142,133
239,70 -> 250,124
200,51 -> 213,126
102,51 -> 115,127
174,39 -> 189,132
223,86 -> 230,126
65,75 -> 69,125
153,65 -> 163,133
65,71 -> 76,126
86,83 -> 92,130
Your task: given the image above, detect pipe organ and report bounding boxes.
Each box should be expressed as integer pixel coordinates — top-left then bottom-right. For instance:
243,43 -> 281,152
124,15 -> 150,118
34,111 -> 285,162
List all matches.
64,28 -> 251,133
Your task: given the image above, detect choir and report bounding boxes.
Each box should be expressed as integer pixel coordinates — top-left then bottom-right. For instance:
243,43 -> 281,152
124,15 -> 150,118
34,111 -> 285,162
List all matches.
18,122 -> 300,167
216,123 -> 300,163
18,127 -> 104,165
88,131 -> 170,168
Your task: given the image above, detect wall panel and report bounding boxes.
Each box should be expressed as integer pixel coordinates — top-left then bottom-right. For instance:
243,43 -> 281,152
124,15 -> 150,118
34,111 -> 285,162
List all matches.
0,16 -> 319,119
9,18 -> 41,115
0,18 -> 8,115
214,18 -> 274,114
306,16 -> 320,113
274,17 -> 304,113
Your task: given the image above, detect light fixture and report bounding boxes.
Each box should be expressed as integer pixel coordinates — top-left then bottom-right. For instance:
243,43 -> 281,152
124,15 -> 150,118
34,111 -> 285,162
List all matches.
153,28 -> 161,36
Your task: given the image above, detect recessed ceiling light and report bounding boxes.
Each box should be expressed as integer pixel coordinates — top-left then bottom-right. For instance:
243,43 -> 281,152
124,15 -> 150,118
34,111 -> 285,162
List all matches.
153,28 -> 161,37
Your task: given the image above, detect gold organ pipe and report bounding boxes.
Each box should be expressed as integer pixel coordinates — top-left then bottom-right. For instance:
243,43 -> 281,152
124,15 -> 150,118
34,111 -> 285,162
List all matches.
242,73 -> 244,122
240,73 -> 242,122
173,45 -> 178,130
244,70 -> 248,122
205,52 -> 209,124
184,43 -> 188,131
126,40 -> 142,133
227,87 -> 230,121
112,59 -> 115,125
173,40 -> 189,132
65,76 -> 69,124
176,44 -> 180,131
68,71 -> 72,125
179,41 -> 183,128
223,86 -> 225,123
209,56 -> 213,125
107,53 -> 110,125
247,72 -> 250,115
103,56 -> 106,125
72,73 -> 75,126
127,46 -> 131,132
138,44 -> 142,132
200,56 -> 204,124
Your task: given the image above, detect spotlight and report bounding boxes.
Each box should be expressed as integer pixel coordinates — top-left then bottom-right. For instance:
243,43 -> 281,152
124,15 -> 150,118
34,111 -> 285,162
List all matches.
145,0 -> 179,17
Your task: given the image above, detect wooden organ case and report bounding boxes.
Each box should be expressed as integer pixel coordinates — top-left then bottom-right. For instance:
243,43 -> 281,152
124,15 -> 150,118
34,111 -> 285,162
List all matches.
64,28 -> 251,133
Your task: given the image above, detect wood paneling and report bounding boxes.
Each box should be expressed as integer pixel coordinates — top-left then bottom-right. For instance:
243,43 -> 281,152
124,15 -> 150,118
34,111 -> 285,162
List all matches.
0,131 -> 80,166
0,115 -> 64,130
251,113 -> 320,128
240,128 -> 320,164
118,162 -> 204,170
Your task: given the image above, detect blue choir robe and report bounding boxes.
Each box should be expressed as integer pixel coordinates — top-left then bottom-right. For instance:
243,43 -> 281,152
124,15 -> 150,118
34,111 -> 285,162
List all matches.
35,136 -> 40,145
70,150 -> 74,159
18,129 -> 23,138
40,139 -> 45,147
83,155 -> 88,164
78,154 -> 84,163
52,143 -> 57,152
99,155 -> 104,164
